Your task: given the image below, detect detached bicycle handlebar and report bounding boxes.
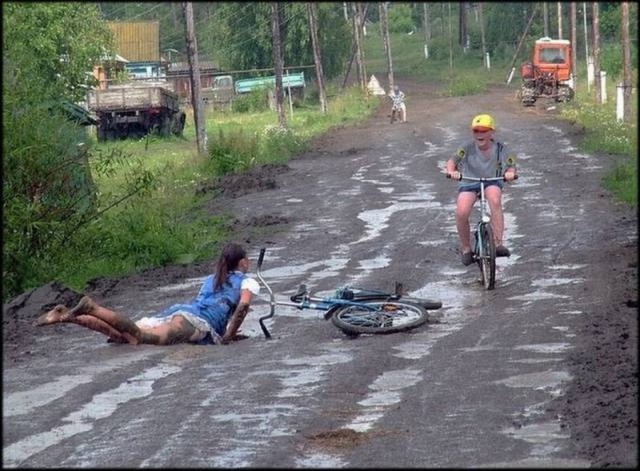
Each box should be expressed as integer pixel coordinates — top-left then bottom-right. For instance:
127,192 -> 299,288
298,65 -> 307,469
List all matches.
256,247 -> 273,339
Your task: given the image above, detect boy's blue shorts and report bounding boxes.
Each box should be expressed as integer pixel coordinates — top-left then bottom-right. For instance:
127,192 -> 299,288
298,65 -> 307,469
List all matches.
458,181 -> 503,193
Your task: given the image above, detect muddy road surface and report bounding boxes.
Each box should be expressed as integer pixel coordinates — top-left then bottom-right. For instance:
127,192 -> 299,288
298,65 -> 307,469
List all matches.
3,78 -> 637,468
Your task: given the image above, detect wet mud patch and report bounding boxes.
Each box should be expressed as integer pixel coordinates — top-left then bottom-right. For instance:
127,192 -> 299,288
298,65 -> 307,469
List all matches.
305,428 -> 400,450
3,281 -> 84,364
196,163 -> 290,198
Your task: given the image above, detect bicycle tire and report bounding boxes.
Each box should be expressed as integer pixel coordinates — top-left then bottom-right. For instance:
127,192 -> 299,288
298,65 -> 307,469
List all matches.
478,223 -> 496,290
330,301 -> 429,335
348,293 -> 442,310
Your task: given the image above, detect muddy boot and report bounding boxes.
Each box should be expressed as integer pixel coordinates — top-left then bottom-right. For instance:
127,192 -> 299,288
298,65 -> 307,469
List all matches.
34,305 -> 69,326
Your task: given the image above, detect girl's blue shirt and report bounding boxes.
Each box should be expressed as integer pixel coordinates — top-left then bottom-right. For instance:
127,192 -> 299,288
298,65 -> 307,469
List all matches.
154,271 -> 246,336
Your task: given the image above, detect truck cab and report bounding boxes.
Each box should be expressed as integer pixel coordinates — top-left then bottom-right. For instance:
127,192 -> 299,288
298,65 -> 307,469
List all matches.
210,75 -> 235,105
533,37 -> 572,81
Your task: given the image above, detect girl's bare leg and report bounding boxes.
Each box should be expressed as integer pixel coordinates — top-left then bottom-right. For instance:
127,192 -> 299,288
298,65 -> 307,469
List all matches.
62,296 -> 143,343
35,304 -> 136,343
38,296 -> 197,345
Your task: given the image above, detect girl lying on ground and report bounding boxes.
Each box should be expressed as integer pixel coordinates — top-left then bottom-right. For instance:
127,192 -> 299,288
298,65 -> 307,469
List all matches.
35,242 -> 260,345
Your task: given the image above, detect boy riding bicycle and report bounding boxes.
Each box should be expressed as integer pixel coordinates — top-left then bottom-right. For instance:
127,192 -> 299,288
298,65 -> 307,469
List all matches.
446,114 -> 518,266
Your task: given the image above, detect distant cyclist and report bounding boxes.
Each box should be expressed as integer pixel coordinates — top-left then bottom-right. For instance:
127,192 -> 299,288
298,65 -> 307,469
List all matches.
446,114 -> 518,266
389,85 -> 407,123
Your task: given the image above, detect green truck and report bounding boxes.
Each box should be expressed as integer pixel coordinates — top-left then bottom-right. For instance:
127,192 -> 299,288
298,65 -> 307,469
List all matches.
203,72 -> 305,109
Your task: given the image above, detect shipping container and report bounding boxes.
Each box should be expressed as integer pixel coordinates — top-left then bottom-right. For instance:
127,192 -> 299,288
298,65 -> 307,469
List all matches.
107,21 -> 160,62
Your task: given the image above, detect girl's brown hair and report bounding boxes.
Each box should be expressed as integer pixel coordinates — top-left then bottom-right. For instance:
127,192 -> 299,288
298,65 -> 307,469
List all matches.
214,243 -> 247,291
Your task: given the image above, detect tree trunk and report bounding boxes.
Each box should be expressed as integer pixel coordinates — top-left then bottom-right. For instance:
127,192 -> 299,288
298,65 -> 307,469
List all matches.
570,2 -> 578,91
448,2 -> 453,71
557,2 -> 563,39
422,3 -> 431,42
459,2 -> 467,48
307,2 -> 328,113
621,2 -> 632,122
341,3 -> 369,90
592,2 -> 601,104
183,1 -> 207,155
479,3 -> 487,68
350,2 -> 367,90
543,2 -> 549,37
380,2 -> 393,91
271,2 -> 287,127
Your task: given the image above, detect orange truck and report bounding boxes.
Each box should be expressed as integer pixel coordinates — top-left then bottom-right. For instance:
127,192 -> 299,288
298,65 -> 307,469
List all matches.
520,37 -> 574,106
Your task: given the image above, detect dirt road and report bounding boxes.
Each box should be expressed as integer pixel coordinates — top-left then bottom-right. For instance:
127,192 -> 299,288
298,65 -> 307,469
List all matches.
3,77 -> 637,467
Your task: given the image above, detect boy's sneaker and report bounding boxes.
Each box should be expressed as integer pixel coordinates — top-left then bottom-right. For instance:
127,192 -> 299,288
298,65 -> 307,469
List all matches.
461,251 -> 474,266
496,245 -> 511,257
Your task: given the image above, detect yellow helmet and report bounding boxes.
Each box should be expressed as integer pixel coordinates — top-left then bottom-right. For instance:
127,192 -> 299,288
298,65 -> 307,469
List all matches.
471,114 -> 496,131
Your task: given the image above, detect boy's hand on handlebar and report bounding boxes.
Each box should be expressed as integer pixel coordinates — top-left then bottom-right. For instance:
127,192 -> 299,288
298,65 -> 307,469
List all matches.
447,170 -> 461,181
504,170 -> 517,182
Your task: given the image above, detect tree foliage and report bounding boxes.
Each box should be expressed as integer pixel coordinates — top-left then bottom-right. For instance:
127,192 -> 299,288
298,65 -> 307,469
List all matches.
3,3 -> 113,103
3,3 -> 114,300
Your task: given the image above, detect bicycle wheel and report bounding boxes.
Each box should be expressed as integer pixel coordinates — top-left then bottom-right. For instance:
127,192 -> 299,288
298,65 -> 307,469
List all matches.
478,223 -> 496,290
330,301 -> 429,335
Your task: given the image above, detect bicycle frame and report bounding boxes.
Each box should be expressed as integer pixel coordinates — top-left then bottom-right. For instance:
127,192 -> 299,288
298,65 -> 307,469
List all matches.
255,248 -> 441,338
448,174 -> 515,290
464,176 -> 501,290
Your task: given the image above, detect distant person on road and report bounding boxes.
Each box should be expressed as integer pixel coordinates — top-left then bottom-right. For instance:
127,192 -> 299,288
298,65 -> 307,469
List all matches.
389,85 -> 407,123
35,242 -> 260,345
446,114 -> 518,266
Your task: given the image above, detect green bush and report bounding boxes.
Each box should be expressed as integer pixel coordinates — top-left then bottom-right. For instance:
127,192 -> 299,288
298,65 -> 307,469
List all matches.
206,129 -> 259,175
388,4 -> 416,33
446,75 -> 488,97
259,125 -> 306,162
232,87 -> 270,113
2,105 -> 97,300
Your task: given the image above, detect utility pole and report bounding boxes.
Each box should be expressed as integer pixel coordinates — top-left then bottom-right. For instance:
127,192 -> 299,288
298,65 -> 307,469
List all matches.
543,2 -> 549,37
182,1 -> 207,155
271,2 -> 287,127
307,2 -> 327,113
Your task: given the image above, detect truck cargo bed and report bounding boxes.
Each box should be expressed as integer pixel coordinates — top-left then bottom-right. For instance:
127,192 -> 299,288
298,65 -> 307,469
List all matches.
87,86 -> 179,112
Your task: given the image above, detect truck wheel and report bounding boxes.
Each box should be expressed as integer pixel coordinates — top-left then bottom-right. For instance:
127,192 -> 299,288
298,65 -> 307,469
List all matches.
172,112 -> 186,136
97,123 -> 107,141
160,115 -> 171,136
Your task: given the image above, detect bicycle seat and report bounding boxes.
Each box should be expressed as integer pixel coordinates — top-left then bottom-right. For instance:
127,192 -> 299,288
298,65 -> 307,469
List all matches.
290,284 -> 307,302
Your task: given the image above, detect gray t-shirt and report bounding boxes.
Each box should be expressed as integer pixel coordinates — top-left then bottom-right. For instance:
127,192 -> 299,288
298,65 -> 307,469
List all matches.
451,140 -> 517,184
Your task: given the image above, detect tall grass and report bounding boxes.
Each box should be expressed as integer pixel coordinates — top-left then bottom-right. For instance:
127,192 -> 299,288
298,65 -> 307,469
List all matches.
561,87 -> 637,204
